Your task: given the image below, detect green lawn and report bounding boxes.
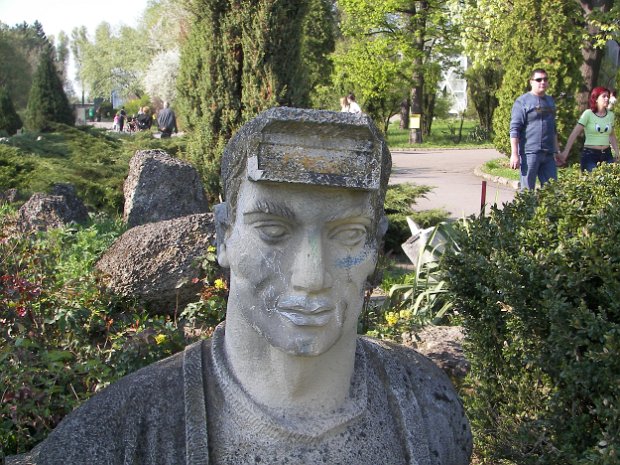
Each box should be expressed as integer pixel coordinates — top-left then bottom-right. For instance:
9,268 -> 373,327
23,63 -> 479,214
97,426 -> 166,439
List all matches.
386,118 -> 494,149
481,156 -> 581,183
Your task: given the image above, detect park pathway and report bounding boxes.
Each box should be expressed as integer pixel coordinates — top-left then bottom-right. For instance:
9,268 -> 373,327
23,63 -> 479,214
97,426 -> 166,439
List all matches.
390,148 -> 517,219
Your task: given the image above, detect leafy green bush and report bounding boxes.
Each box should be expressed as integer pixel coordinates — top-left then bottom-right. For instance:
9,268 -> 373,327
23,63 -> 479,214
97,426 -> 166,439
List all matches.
0,210 -> 226,456
0,124 -> 188,214
444,165 -> 620,464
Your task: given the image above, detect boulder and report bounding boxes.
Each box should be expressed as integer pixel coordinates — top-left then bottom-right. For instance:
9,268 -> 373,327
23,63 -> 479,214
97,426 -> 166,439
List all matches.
123,150 -> 208,228
403,325 -> 469,382
18,184 -> 89,232
51,183 -> 89,220
0,188 -> 19,204
95,213 -> 216,313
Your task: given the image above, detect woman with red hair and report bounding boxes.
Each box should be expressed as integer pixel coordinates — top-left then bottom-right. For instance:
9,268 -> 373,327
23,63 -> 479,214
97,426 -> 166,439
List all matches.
559,86 -> 619,171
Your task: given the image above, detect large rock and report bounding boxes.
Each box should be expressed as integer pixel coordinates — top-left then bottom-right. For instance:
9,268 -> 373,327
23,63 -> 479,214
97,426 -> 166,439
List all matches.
18,184 -> 89,232
403,325 -> 470,382
95,213 -> 216,313
123,150 -> 209,228
0,188 -> 19,204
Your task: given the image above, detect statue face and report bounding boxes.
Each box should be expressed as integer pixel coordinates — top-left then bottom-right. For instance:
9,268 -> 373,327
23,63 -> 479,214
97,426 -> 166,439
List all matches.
221,179 -> 378,356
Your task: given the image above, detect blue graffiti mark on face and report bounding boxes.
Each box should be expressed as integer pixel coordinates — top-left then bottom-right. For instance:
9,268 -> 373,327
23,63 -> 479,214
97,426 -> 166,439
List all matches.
336,253 -> 366,268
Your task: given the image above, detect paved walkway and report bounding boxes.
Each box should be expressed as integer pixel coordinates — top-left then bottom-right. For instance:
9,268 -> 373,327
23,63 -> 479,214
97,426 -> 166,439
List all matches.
390,148 -> 518,219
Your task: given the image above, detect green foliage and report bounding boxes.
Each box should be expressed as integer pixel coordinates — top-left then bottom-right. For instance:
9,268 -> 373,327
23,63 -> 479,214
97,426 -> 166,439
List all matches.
178,0 -> 310,202
122,96 -> 152,117
0,21 -> 52,111
302,0 -> 337,108
365,222 -> 460,341
444,165 -> 620,464
461,0 -> 584,156
0,124 -> 188,214
465,64 -> 501,132
71,23 -> 151,101
25,48 -> 74,131
383,182 -> 448,253
0,210 -> 227,456
330,36 -> 408,132
0,86 -> 23,135
333,0 -> 463,134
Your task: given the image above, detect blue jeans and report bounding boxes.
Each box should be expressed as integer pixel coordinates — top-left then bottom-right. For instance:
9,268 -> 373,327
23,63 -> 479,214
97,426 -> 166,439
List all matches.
580,147 -> 613,172
520,150 -> 557,190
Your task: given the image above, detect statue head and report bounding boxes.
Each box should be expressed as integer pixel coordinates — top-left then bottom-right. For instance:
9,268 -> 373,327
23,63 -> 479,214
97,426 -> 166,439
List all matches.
216,107 -> 391,357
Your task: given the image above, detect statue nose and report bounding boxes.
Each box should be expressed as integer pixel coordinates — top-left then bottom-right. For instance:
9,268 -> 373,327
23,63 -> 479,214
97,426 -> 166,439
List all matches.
291,234 -> 333,292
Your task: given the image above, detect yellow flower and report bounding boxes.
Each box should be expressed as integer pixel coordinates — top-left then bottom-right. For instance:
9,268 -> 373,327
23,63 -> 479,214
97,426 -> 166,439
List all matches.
385,312 -> 399,327
399,309 -> 412,320
155,334 -> 167,345
207,245 -> 217,253
214,278 -> 227,290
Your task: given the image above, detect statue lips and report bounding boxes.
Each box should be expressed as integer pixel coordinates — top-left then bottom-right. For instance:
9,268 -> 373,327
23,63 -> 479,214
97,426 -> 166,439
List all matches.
276,296 -> 335,327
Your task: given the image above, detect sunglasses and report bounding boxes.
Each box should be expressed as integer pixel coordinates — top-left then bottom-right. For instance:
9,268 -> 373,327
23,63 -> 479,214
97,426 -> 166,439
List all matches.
532,77 -> 549,82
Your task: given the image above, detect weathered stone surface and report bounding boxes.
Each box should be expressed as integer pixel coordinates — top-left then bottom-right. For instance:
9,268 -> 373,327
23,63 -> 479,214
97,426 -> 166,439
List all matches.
8,109 -> 471,465
18,184 -> 89,232
0,188 -> 19,203
123,149 -> 208,228
95,213 -> 215,313
403,325 -> 470,381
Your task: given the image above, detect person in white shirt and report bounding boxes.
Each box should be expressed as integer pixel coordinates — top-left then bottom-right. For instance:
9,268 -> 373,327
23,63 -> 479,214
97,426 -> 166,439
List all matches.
347,93 -> 361,113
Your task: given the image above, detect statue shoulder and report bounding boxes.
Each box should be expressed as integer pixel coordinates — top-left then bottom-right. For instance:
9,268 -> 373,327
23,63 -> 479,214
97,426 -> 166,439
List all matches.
8,341 -> 207,465
359,336 -> 472,465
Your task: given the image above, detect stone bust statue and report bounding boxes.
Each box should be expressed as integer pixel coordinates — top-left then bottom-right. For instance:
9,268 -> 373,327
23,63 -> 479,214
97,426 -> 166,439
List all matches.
9,108 -> 472,465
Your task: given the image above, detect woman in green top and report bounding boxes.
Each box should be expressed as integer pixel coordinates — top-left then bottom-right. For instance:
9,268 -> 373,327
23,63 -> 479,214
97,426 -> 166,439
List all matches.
559,86 -> 619,171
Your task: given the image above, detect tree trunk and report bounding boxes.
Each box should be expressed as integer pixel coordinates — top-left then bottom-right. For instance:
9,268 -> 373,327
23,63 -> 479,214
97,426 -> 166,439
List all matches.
576,0 -> 614,110
408,1 -> 428,145
400,97 -> 409,130
409,83 -> 423,144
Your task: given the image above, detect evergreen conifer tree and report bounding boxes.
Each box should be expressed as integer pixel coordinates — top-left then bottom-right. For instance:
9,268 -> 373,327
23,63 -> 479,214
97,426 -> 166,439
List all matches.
25,46 -> 74,131
0,86 -> 23,135
178,0 -> 311,203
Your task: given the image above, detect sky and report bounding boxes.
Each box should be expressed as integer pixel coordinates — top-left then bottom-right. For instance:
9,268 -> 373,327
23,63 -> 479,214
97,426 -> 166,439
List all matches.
0,0 -> 149,40
0,0 -> 150,94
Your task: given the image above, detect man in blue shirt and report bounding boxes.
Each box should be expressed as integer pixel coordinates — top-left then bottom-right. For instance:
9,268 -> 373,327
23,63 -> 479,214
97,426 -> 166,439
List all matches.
509,69 -> 561,189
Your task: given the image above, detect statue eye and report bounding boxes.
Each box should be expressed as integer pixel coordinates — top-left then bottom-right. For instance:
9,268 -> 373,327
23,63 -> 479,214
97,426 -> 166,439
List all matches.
329,225 -> 367,247
255,222 -> 290,242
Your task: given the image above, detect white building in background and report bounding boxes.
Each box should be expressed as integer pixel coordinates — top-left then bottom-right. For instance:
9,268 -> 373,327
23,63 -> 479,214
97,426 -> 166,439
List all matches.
438,55 -> 468,115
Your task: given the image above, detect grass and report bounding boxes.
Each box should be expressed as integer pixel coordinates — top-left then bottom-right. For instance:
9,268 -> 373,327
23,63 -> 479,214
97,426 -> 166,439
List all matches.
482,157 -> 518,180
386,118 -> 494,149
481,156 -> 581,183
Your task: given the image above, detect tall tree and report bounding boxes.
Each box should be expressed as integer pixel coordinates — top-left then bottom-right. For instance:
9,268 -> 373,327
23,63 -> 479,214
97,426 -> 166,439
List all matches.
25,46 -> 74,131
177,0 -> 310,202
71,22 -> 151,101
52,31 -> 74,99
464,64 -> 501,132
330,36 -> 409,132
0,21 -> 52,110
336,0 -> 463,143
300,0 -> 337,108
462,0 -> 583,155
0,85 -> 22,135
574,0 -> 617,108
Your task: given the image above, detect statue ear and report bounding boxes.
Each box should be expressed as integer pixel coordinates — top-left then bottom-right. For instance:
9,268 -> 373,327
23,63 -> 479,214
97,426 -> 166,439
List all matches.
214,203 -> 230,268
377,214 -> 388,241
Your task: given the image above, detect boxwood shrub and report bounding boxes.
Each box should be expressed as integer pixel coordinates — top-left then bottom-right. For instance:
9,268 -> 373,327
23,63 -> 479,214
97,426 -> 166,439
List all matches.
444,165 -> 620,464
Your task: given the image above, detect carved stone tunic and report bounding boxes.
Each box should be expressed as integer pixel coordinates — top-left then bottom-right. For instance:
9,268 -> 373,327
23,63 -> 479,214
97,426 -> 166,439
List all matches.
9,324 -> 471,465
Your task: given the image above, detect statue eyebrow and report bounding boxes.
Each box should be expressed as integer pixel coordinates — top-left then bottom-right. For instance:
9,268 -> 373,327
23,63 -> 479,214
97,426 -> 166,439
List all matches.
244,200 -> 296,220
324,207 -> 372,223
